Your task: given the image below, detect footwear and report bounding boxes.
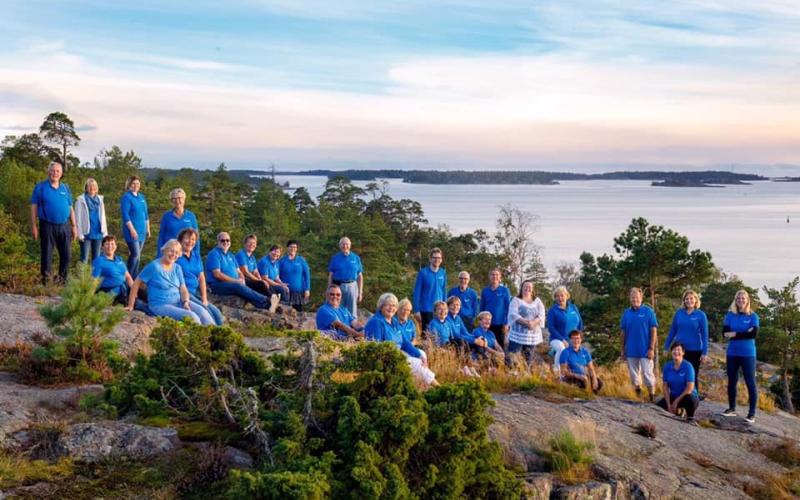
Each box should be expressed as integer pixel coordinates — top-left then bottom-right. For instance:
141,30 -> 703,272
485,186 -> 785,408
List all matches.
468,366 -> 481,378
648,393 -> 655,403
635,386 -> 642,397
269,294 -> 280,313
461,366 -> 472,377
677,408 -> 687,420
687,418 -> 699,427
744,414 -> 756,424
721,408 -> 737,417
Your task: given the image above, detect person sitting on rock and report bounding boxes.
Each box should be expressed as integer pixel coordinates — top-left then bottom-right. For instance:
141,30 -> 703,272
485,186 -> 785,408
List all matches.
316,284 -> 364,340
560,330 -> 603,393
91,235 -> 135,306
428,300 -> 476,377
396,298 -> 419,345
206,232 -> 276,312
657,341 -> 699,423
236,234 -> 281,310
471,311 -> 505,371
256,244 -> 289,304
175,228 -> 224,326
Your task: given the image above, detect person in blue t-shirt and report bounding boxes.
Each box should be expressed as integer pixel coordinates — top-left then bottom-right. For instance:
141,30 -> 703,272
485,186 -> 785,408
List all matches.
721,290 -> 760,423
327,236 -> 364,318
92,235 -> 134,306
236,234 -> 280,312
446,297 -> 484,377
560,330 -> 603,393
315,284 -> 364,340
257,245 -> 290,304
546,286 -> 583,376
447,271 -> 479,330
656,342 -> 700,422
396,298 -> 419,345
206,232 -> 270,310
120,175 -> 150,278
30,161 -> 77,284
620,287 -> 658,401
470,311 -> 505,373
480,269 -> 512,349
156,188 -> 198,257
176,228 -> 224,326
278,240 -> 311,312
664,290 -> 708,393
413,248 -> 447,331
126,239 -> 214,325
74,178 -> 108,264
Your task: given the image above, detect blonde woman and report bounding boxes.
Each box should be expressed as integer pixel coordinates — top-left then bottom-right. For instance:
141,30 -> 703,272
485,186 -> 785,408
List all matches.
546,286 -> 583,376
663,290 -> 708,393
156,188 -> 198,257
721,290 -> 759,423
120,175 -> 150,277
74,177 -> 108,263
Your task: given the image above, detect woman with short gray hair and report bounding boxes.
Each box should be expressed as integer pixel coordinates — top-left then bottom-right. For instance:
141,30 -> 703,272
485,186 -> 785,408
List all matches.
156,187 -> 199,257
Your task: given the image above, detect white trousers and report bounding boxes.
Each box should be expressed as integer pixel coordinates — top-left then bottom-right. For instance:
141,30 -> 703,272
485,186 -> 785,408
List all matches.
550,339 -> 568,374
626,357 -> 656,389
405,352 -> 436,385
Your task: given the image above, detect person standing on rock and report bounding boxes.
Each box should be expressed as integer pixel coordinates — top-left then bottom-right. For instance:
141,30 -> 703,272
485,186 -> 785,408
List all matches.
721,290 -> 759,424
620,287 -> 658,401
30,161 -> 77,285
656,342 -> 699,423
481,269 -> 512,349
447,271 -> 479,330
74,177 -> 108,264
120,175 -> 150,278
506,279 -> 546,369
413,248 -> 447,331
175,228 -> 224,325
156,188 -> 198,257
663,290 -> 708,394
206,232 -> 274,312
316,284 -> 364,340
278,239 -> 311,312
327,236 -> 363,318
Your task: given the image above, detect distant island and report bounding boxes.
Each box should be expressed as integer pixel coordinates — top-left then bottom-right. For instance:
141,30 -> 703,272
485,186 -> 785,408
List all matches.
773,177 -> 800,182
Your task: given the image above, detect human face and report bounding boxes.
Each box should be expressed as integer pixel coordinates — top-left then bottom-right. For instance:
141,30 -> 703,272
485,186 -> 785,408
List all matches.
555,290 -> 567,308
435,305 -> 448,321
48,163 -> 62,183
162,244 -> 181,264
671,345 -> 684,364
86,181 -> 98,196
245,237 -> 257,254
287,243 -> 298,257
102,239 -> 116,257
735,292 -> 748,311
489,270 -> 501,287
683,293 -> 697,311
570,334 -> 582,350
270,247 -> 281,261
397,303 -> 412,321
382,301 -> 398,319
327,288 -> 342,307
521,282 -> 534,299
217,233 -> 231,252
429,252 -> 442,269
458,273 -> 470,290
181,233 -> 197,254
448,300 -> 461,316
629,290 -> 643,308
129,179 -> 140,193
479,314 -> 491,330
340,239 -> 351,254
171,193 -> 186,211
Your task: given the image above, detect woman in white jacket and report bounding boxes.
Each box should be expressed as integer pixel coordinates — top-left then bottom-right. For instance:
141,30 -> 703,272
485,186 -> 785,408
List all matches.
505,280 -> 546,369
74,178 -> 108,263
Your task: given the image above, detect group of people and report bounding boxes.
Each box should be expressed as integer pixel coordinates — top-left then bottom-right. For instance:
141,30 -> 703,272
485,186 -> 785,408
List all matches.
31,162 -> 762,423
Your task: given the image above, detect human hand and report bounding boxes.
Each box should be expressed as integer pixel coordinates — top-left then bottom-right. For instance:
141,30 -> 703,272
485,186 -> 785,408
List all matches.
71,225 -> 78,241
724,331 -> 736,339
32,225 -> 39,240
647,348 -> 654,360
700,355 -> 708,364
130,228 -> 138,241
304,290 -> 310,299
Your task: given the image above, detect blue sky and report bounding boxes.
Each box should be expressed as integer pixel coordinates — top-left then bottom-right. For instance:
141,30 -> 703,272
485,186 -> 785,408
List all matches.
1,0 -> 799,172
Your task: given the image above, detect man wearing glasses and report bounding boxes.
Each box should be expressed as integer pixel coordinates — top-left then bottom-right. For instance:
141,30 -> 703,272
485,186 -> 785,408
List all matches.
205,232 -> 272,310
413,248 -> 447,331
447,271 -> 479,331
316,284 -> 364,340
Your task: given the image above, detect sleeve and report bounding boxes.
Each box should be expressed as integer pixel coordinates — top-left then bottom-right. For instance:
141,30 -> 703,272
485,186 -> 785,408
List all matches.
65,184 -> 73,204
502,289 -> 512,323
327,255 -> 335,273
575,306 -> 584,332
584,349 -> 592,364
175,265 -> 185,287
700,312 -> 709,355
536,298 -> 546,326
91,258 -> 102,278
235,251 -> 247,267
357,255 -> 363,274
664,312 -> 678,351
364,318 -> 380,341
752,313 -> 760,328
412,271 -> 423,311
30,183 -> 41,204
143,196 -> 149,219
507,297 -> 522,326
138,262 -> 154,284
686,363 -> 696,383
120,194 -> 132,224
206,251 -> 221,272
649,308 -> 658,328
447,287 -> 455,299
302,258 -> 310,291
400,338 -> 422,358
316,306 -> 334,329
440,270 -> 447,300
546,307 -> 560,341
257,258 -> 267,276
156,214 -> 167,254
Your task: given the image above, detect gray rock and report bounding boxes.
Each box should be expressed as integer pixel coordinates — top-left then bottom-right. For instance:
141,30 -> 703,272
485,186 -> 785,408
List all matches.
56,422 -> 179,462
522,473 -> 552,499
553,481 -> 612,500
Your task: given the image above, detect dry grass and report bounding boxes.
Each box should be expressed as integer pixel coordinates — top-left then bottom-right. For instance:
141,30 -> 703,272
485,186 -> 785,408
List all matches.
699,376 -> 777,413
0,452 -> 74,488
742,469 -> 800,500
754,438 -> 800,468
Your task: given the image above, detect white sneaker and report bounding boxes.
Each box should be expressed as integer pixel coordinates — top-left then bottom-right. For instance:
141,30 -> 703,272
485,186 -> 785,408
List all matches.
461,366 -> 473,377
468,366 -> 481,378
269,294 -> 280,313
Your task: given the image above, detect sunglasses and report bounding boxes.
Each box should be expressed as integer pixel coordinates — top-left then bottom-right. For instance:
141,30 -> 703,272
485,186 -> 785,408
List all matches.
218,239 -> 230,243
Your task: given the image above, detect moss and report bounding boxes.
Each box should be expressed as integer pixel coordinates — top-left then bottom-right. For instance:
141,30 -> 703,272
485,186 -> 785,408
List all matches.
174,421 -> 241,443
0,453 -> 75,488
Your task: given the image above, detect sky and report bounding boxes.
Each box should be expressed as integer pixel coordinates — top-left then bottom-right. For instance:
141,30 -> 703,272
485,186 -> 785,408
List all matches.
1,0 -> 800,173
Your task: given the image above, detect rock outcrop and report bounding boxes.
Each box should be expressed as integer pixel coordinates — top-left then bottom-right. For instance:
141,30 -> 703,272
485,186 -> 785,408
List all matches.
56,422 -> 179,462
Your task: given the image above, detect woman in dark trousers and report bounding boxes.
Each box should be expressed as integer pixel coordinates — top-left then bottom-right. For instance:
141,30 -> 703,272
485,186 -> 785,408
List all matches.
721,290 -> 759,423
657,342 -> 700,423
663,290 -> 708,394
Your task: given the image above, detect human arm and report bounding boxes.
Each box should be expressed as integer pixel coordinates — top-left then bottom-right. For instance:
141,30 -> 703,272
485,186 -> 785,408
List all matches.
30,203 -> 39,240
126,278 -> 143,311
198,272 -> 209,305
648,326 -> 657,360
302,258 -> 310,298
620,328 -> 627,360
121,196 -> 138,240
70,207 -> 78,240
179,285 -> 191,310
412,272 -> 423,321
327,271 -> 333,287
357,272 -> 363,303
587,361 -> 600,391
664,314 -> 678,352
670,381 -> 695,413
700,312 -> 709,361
330,319 -> 365,339
124,271 -> 134,288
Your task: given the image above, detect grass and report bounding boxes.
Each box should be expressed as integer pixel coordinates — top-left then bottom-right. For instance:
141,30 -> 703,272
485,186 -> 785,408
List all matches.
743,469 -> 800,500
754,438 -> 800,468
0,453 -> 74,489
543,429 -> 595,484
701,377 -> 777,413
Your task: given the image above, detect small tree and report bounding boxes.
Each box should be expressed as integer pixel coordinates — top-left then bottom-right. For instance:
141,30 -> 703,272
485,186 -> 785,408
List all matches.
39,112 -> 81,171
493,204 -> 546,288
759,277 -> 800,413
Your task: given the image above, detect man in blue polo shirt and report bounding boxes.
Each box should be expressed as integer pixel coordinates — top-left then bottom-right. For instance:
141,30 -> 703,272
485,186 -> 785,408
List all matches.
413,247 -> 447,331
206,232 -> 271,310
480,269 -> 511,349
316,284 -> 364,340
327,236 -> 363,318
30,161 -> 77,284
620,287 -> 658,401
447,271 -> 479,330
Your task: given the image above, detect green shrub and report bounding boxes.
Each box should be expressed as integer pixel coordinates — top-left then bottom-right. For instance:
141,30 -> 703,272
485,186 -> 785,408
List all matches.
543,430 -> 595,484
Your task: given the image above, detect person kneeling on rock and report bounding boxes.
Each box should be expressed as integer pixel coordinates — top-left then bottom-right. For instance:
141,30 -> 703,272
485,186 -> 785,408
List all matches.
560,330 -> 603,394
656,342 -> 700,424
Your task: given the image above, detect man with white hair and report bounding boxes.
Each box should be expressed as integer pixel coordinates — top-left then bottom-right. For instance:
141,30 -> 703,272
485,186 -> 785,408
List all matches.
30,161 -> 77,284
327,236 -> 363,317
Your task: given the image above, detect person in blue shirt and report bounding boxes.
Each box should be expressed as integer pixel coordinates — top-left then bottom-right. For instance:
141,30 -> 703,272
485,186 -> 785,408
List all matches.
656,342 -> 699,423
480,269 -> 512,349
278,240 -> 311,312
721,290 -> 760,423
126,239 -> 214,325
620,287 -> 658,401
447,297 -> 483,376
176,228 -> 224,326
364,293 -> 438,386
206,232 -> 270,310
316,284 -> 364,340
236,234 -> 280,312
447,271 -> 479,330
120,175 -> 150,277
74,178 -> 107,264
30,161 -> 77,284
560,330 -> 603,393
92,235 -> 134,306
156,188 -> 198,257
257,245 -> 290,304
413,248 -> 447,331
327,236 -> 364,318
470,310 -> 505,373
663,290 -> 709,393
396,298 -> 419,345
546,286 -> 584,376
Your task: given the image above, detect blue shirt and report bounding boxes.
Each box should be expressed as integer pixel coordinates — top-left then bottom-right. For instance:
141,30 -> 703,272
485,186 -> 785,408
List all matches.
85,196 -> 103,239
138,260 -> 185,307
561,346 -> 593,376
328,251 -> 363,282
92,254 -> 127,289
447,286 -> 479,323
428,317 -> 455,346
413,266 -> 447,313
664,309 -> 709,354
365,314 -> 421,358
235,249 -> 258,273
157,210 -> 198,256
447,314 -> 477,344
620,305 -> 658,358
662,360 -> 696,399
120,191 -> 149,243
397,318 -> 417,344
278,255 -> 311,292
473,326 -> 498,349
546,303 -> 584,343
257,257 -> 280,280
176,251 -> 204,295
480,286 -> 511,326
205,247 -> 240,285
724,311 -> 760,357
316,303 -> 355,336
31,181 -> 73,224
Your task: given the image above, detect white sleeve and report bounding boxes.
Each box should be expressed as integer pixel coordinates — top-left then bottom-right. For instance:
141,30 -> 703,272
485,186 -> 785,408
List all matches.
507,297 -> 522,325
536,298 -> 546,326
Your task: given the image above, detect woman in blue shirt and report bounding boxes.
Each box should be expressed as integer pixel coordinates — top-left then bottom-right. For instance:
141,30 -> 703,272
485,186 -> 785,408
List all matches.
126,239 -> 214,325
175,228 -> 224,325
664,290 -> 708,393
721,290 -> 759,423
546,286 -> 583,376
75,178 -> 107,264
92,235 -> 134,305
120,175 -> 150,277
278,240 -> 311,312
656,342 -> 699,423
396,298 -> 419,345
156,188 -> 198,257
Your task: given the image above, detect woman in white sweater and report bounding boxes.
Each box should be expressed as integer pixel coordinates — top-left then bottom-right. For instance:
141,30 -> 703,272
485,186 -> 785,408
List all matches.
505,280 -> 546,369
74,178 -> 108,264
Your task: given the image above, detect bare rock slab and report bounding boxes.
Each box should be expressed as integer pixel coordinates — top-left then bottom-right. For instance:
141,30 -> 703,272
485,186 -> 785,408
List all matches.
57,422 -> 179,462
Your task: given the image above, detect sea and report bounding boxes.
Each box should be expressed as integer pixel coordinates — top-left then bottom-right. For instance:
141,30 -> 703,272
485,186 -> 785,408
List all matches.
273,175 -> 800,291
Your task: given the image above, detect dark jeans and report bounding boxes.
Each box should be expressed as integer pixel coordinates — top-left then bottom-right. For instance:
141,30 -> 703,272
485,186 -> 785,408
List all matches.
39,220 -> 71,283
419,312 -> 434,332
505,340 -> 542,368
98,284 -> 149,312
245,278 -> 273,298
79,238 -> 102,264
210,281 -> 269,309
126,239 -> 145,278
459,314 -> 474,332
684,349 -> 703,391
563,373 -> 605,394
490,324 -> 507,349
727,355 -> 757,415
657,394 -> 700,419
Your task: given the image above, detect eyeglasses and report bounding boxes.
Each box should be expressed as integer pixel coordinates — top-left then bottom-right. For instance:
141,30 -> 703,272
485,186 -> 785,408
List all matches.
218,239 -> 230,243
328,293 -> 341,297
